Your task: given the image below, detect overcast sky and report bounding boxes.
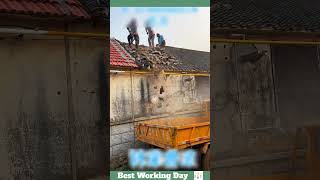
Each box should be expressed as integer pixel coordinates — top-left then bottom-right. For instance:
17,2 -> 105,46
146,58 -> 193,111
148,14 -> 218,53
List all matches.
110,7 -> 210,52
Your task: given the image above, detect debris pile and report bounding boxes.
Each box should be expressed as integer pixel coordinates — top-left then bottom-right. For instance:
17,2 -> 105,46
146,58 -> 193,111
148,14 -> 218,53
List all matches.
120,42 -> 182,70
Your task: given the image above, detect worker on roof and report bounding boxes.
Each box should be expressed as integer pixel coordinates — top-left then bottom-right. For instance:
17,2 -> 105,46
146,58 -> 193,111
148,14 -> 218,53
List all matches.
145,22 -> 155,48
127,31 -> 134,48
156,33 -> 166,48
126,18 -> 139,49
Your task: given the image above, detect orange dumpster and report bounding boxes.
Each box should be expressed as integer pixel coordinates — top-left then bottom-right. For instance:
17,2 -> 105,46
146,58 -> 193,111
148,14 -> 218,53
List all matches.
135,102 -> 210,150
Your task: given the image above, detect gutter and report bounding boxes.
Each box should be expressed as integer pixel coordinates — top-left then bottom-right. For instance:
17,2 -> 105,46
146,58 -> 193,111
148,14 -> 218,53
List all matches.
110,70 -> 210,76
211,38 -> 320,45
212,28 -> 320,37
0,27 -> 108,38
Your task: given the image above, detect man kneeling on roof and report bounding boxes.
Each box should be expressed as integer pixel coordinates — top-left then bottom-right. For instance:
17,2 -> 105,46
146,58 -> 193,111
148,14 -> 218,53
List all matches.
156,33 -> 166,48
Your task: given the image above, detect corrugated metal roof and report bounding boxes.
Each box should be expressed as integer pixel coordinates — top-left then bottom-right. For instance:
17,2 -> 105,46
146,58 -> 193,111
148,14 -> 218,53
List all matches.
0,0 -> 90,19
110,39 -> 138,68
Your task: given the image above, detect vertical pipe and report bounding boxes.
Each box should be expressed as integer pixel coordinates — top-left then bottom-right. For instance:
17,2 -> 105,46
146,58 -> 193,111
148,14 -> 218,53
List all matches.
130,71 -> 136,148
210,43 -> 214,169
270,46 -> 280,128
64,24 -> 77,180
233,43 -> 245,132
317,45 -> 320,70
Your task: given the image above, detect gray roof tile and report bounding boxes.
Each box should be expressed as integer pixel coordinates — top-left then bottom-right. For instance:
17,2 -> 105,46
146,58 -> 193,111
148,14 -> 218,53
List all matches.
212,0 -> 320,32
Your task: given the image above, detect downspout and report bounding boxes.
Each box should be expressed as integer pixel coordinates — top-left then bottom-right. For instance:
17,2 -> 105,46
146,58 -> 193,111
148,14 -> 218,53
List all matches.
64,24 -> 78,180
130,71 -> 136,148
232,43 -> 245,133
317,45 -> 320,70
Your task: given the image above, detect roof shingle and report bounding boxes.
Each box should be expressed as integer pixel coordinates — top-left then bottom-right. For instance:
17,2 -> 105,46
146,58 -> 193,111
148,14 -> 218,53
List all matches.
212,0 -> 320,32
110,39 -> 138,69
110,39 -> 209,72
0,0 -> 90,19
117,40 -> 209,73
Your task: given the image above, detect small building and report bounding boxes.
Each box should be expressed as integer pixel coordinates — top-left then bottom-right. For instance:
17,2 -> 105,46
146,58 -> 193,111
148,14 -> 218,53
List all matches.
109,39 -> 210,169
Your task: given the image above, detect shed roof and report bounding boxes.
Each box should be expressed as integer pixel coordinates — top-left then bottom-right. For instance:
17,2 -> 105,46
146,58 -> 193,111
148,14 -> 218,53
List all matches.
212,0 -> 320,33
0,0 -> 90,19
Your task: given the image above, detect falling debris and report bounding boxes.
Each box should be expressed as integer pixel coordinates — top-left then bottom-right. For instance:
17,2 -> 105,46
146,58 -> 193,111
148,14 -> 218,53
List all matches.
112,39 -> 208,72
119,41 -> 182,70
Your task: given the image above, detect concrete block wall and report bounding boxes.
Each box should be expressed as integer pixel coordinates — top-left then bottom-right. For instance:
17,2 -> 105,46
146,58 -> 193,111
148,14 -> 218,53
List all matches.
110,123 -> 135,169
110,123 -> 149,169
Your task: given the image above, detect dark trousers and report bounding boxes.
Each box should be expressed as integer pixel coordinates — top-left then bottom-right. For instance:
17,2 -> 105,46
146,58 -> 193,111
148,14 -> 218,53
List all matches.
128,34 -> 139,49
128,34 -> 133,46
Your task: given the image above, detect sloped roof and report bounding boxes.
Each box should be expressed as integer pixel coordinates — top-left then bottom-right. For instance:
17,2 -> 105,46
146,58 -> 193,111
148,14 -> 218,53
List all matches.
117,41 -> 209,73
0,0 -> 90,19
110,39 -> 138,69
78,0 -> 108,18
212,0 -> 320,32
165,46 -> 209,73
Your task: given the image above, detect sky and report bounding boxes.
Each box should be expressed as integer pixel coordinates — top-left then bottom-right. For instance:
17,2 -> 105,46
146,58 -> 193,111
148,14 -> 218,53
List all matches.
110,7 -> 210,52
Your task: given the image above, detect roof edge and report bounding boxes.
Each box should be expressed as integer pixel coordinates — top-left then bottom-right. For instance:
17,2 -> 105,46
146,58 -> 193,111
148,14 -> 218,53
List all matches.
212,28 -> 320,38
109,68 -> 210,75
0,13 -> 91,23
